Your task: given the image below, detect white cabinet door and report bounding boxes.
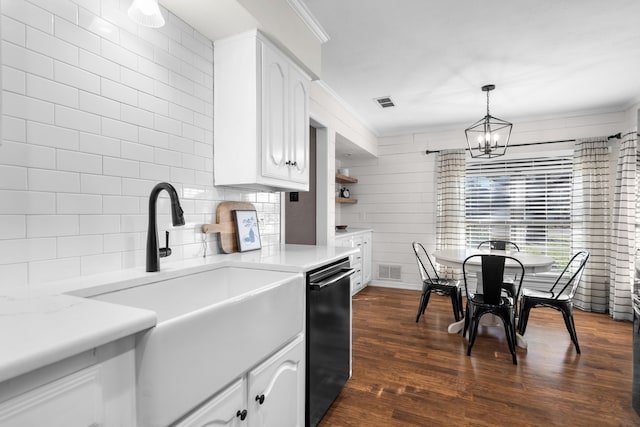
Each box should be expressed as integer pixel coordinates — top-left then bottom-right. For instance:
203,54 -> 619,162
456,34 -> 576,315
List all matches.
177,379 -> 246,427
248,336 -> 305,427
287,66 -> 309,184
262,43 -> 289,181
0,366 -> 103,427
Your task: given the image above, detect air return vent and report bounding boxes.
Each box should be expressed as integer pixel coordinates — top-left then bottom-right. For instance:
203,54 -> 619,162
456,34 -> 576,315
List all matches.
378,264 -> 402,281
374,96 -> 395,108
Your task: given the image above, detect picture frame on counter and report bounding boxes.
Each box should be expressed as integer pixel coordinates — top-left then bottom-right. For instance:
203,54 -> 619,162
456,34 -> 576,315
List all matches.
234,210 -> 262,252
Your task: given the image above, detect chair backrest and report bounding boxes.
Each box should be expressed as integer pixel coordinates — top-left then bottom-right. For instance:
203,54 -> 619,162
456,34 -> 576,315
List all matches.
412,242 -> 440,283
463,254 -> 525,304
549,250 -> 590,299
477,240 -> 520,252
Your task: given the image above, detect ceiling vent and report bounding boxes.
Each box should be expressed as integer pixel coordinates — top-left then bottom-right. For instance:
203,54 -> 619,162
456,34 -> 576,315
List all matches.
374,96 -> 395,108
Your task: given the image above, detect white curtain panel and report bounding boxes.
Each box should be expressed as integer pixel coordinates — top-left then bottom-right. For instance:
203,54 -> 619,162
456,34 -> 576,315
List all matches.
436,149 -> 466,250
435,149 -> 466,279
572,138 -> 610,312
608,131 -> 637,321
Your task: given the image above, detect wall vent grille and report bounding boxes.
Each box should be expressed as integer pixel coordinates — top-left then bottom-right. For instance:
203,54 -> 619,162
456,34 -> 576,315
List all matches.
378,264 -> 402,281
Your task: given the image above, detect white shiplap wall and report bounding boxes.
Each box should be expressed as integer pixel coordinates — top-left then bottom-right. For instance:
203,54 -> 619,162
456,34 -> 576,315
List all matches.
0,0 -> 281,287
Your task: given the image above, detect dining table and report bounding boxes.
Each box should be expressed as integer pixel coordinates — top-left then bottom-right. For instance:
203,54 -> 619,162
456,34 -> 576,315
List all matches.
432,248 -> 555,348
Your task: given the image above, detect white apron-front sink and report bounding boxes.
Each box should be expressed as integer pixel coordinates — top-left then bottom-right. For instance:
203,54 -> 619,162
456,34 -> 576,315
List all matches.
91,266 -> 304,427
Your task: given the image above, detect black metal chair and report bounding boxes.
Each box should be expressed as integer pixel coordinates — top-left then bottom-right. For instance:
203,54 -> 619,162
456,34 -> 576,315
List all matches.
517,250 -> 590,354
477,240 -> 520,299
462,254 -> 525,365
412,242 -> 463,323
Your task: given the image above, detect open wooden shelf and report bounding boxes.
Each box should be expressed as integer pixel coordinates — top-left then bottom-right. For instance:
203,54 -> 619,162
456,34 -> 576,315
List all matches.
336,197 -> 357,204
335,173 -> 358,184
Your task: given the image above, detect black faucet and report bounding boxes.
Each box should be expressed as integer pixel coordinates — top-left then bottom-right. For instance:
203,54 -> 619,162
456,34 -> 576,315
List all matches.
146,182 -> 185,272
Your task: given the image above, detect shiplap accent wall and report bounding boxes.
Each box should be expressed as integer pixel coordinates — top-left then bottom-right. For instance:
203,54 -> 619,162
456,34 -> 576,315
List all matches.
0,0 -> 280,287
340,110 -> 636,290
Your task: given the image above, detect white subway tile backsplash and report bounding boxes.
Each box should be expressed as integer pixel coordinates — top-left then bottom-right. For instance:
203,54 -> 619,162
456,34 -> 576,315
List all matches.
0,237 -> 56,263
0,140 -> 55,168
103,195 -> 140,214
55,104 -> 101,133
27,0 -> 78,25
139,127 -> 169,149
120,104 -> 154,128
54,16 -> 100,53
81,173 -> 121,195
27,214 -> 78,237
0,190 -> 56,214
57,149 -> 102,173
79,90 -> 119,118
79,132 -> 120,156
100,38 -> 137,70
56,60 -> 101,94
0,215 -> 26,239
29,168 -> 80,193
2,0 -> 53,34
121,141 -> 153,162
4,91 -> 54,123
27,121 -> 79,150
79,214 -> 120,234
29,256 -> 80,284
26,74 -> 79,107
3,65 -> 26,93
57,234 -> 102,257
0,0 -> 280,285
3,116 -> 26,142
2,16 -> 26,46
26,26 -> 78,66
81,252 -> 121,275
0,165 -> 27,190
56,193 -> 102,214
103,157 -> 140,178
102,116 -> 138,141
2,41 -> 54,78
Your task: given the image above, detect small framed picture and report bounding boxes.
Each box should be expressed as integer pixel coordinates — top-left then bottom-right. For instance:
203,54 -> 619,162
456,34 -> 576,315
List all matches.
233,210 -> 262,252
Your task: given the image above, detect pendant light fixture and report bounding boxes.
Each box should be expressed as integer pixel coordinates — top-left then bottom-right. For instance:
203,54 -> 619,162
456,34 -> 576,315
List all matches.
465,84 -> 512,158
128,0 -> 165,28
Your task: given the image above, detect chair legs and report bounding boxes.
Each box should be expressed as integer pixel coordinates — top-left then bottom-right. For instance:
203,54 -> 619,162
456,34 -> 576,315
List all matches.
517,297 -> 581,354
466,305 -> 518,365
415,288 -> 432,322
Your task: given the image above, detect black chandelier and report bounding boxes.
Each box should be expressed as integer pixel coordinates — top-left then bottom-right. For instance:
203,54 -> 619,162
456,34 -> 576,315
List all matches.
465,84 -> 512,158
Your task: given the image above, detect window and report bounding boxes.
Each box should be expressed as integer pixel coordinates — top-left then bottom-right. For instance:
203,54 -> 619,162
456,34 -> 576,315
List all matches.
465,155 -> 573,270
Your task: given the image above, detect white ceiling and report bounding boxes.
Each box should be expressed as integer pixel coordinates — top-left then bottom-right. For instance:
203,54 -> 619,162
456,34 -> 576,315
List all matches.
301,0 -> 640,137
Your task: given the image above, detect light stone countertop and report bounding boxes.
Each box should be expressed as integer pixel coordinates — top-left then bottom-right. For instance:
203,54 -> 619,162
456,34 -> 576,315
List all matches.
0,244 -> 357,384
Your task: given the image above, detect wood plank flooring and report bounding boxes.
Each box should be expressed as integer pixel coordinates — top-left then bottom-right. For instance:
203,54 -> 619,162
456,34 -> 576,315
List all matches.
319,286 -> 638,427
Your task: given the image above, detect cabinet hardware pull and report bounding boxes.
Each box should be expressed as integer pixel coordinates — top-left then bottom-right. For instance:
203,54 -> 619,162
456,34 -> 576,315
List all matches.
255,394 -> 265,405
236,409 -> 248,420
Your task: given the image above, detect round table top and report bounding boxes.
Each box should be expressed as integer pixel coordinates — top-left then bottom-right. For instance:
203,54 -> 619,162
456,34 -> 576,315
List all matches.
433,248 -> 555,273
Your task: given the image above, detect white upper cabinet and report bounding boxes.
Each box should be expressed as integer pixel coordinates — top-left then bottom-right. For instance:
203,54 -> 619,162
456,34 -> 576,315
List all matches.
214,30 -> 310,192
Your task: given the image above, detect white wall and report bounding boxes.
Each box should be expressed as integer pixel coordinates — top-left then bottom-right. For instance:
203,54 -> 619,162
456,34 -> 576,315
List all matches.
0,0 -> 281,287
340,109 -> 636,290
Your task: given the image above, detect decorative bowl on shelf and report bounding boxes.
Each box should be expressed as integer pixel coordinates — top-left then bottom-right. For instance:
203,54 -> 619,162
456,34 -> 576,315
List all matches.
336,225 -> 348,230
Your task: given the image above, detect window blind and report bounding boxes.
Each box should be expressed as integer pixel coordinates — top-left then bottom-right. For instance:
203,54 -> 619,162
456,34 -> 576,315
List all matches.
465,156 -> 573,270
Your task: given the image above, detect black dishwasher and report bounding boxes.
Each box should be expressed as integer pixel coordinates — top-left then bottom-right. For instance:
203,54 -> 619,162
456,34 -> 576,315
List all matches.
306,258 -> 354,427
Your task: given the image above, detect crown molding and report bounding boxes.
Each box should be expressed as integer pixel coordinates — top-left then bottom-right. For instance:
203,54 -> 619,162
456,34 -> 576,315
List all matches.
287,0 -> 330,43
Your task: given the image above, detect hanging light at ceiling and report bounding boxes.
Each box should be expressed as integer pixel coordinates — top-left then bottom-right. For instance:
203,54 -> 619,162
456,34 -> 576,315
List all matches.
464,84 -> 512,158
128,0 -> 165,28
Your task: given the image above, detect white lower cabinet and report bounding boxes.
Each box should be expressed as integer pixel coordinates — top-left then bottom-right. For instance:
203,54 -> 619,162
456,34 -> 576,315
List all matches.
335,230 -> 373,295
178,334 -> 305,427
0,337 -> 136,427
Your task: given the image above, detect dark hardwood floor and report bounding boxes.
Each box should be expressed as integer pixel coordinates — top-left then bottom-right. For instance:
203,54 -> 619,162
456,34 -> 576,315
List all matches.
320,286 -> 638,427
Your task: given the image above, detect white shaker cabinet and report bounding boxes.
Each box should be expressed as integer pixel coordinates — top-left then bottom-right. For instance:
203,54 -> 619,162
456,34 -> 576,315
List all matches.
335,230 -> 373,295
214,30 -> 310,192
177,335 -> 304,427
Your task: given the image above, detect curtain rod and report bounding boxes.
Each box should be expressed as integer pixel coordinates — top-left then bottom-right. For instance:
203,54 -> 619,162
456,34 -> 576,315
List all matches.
424,131 -> 638,155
